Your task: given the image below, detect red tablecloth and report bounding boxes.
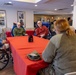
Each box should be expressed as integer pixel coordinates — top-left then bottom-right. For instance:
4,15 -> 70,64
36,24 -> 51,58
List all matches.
7,36 -> 49,75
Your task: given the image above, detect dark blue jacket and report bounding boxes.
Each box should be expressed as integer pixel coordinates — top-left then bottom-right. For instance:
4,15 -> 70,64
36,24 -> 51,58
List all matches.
11,25 -> 17,36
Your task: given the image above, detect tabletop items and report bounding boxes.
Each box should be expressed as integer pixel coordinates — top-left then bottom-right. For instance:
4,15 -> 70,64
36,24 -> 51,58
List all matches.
27,50 -> 41,61
28,35 -> 33,42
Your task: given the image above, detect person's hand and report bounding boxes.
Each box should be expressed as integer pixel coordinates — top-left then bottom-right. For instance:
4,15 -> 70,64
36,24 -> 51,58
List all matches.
2,40 -> 6,44
25,34 -> 28,36
40,34 -> 45,38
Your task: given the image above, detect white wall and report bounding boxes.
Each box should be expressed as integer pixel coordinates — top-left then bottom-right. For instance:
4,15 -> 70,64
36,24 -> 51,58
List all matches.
6,8 -> 17,28
0,7 -> 34,29
73,0 -> 76,29
26,10 -> 34,28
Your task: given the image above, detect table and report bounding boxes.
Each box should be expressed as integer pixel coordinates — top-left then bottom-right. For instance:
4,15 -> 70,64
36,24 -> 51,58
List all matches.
7,36 -> 49,75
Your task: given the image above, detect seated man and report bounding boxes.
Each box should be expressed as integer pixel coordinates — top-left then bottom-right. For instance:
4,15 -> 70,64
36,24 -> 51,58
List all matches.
35,21 -> 49,38
13,22 -> 25,36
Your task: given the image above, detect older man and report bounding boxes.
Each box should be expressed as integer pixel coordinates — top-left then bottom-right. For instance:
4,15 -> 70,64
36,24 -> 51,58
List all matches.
13,22 -> 25,36
35,21 -> 49,38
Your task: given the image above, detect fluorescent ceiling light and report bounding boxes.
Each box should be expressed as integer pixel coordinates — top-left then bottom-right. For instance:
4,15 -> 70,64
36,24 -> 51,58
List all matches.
14,0 -> 41,3
8,2 -> 12,3
55,9 -> 57,11
35,0 -> 41,3
71,4 -> 73,7
35,4 -> 37,7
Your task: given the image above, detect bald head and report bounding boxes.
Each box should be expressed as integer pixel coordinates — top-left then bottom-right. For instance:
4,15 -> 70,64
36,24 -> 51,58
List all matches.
37,21 -> 42,27
17,22 -> 21,28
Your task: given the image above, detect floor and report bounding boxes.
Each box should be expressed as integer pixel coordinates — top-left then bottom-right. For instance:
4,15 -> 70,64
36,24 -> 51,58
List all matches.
0,59 -> 16,75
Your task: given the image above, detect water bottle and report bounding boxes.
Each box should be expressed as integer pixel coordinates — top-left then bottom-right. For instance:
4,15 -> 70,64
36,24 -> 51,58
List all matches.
28,35 -> 33,42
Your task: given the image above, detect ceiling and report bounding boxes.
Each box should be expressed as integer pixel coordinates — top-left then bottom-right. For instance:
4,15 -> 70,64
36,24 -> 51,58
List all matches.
0,0 -> 74,14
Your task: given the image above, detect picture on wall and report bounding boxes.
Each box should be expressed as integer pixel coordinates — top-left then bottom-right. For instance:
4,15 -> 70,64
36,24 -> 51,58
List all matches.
0,10 -> 6,26
17,11 -> 25,26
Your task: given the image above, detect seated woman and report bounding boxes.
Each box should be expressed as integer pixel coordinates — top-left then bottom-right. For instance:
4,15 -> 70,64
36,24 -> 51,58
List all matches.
0,39 -> 9,50
0,32 -> 9,50
13,22 -> 25,36
35,21 -> 49,38
38,19 -> 76,75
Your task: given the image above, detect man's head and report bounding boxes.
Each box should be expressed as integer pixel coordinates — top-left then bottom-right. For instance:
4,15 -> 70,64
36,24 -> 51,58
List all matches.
17,22 -> 21,28
20,20 -> 24,26
37,21 -> 42,27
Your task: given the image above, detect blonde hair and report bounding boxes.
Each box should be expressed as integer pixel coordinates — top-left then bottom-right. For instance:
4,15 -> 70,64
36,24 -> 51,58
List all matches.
54,19 -> 75,36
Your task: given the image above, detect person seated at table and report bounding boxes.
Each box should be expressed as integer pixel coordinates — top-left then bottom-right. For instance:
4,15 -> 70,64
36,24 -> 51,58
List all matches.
38,19 -> 76,75
35,21 -> 49,38
0,39 -> 9,49
20,20 -> 25,31
0,32 -> 9,50
13,22 -> 25,36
